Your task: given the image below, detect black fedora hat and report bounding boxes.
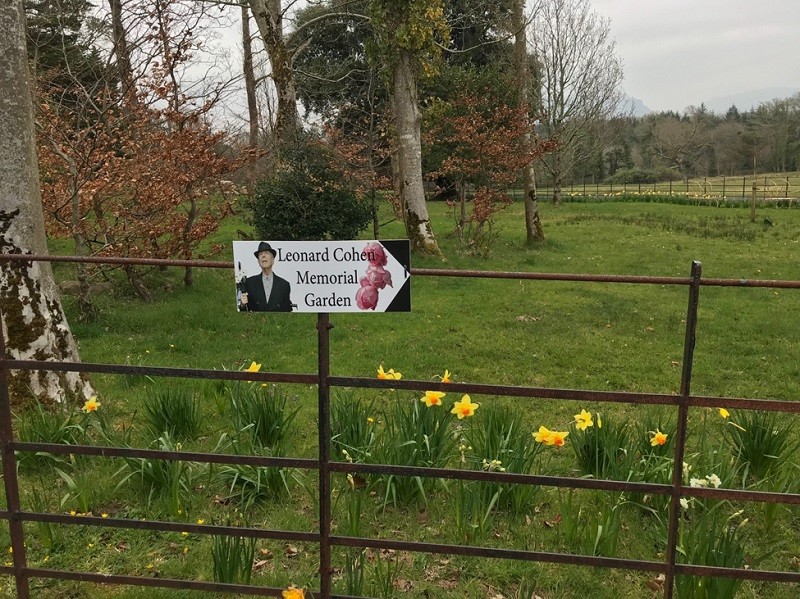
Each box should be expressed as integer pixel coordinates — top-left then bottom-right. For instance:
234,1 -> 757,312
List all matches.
254,241 -> 277,258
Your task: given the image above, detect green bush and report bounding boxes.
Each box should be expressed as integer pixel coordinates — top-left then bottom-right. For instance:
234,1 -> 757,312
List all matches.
248,138 -> 372,240
607,167 -> 678,184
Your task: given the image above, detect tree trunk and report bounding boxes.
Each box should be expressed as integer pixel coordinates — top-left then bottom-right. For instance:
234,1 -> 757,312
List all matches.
0,0 -> 93,405
248,0 -> 300,142
392,50 -> 441,255
109,0 -> 135,100
513,0 -> 544,243
242,2 -> 259,193
552,153 -> 564,205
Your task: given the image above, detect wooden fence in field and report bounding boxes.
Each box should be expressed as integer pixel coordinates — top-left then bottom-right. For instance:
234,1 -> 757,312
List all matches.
538,175 -> 800,202
1,254 -> 799,598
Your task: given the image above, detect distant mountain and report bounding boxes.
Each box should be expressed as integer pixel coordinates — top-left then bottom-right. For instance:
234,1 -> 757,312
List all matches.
620,95 -> 652,117
704,87 -> 800,114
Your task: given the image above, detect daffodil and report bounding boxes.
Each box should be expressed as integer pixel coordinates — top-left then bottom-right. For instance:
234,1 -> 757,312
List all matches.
441,369 -> 452,383
245,361 -> 261,373
533,426 -> 568,446
367,417 -> 375,424
282,586 -> 305,599
650,429 -> 668,447
450,395 -> 479,419
377,365 -> 402,380
82,396 -> 101,413
718,408 -> 730,419
421,390 -> 446,407
573,409 -> 594,431
533,426 -> 553,444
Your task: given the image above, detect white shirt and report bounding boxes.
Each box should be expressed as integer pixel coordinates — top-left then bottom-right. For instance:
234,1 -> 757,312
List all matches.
261,272 -> 273,304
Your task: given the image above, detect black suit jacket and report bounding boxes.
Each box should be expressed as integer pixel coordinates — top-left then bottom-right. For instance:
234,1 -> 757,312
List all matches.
239,273 -> 293,312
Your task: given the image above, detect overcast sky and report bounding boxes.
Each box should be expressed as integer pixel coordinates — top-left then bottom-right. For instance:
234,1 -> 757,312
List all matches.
591,0 -> 800,112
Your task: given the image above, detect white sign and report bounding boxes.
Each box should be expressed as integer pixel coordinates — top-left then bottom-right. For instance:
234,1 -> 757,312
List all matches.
233,240 -> 411,313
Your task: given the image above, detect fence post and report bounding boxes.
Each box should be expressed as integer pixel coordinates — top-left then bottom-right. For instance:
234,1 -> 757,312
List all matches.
742,176 -> 746,199
0,303 -> 31,598
751,183 -> 758,222
786,177 -> 790,199
722,176 -> 726,199
317,313 -> 333,598
703,177 -> 707,195
664,260 -> 702,599
764,176 -> 768,201
669,179 -> 672,195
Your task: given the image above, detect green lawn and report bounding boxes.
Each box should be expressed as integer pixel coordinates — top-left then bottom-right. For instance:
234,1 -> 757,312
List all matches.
4,199 -> 799,598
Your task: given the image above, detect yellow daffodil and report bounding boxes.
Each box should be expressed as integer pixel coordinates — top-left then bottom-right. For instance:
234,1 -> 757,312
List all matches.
718,408 -> 730,419
82,396 -> 101,413
533,426 -> 568,446
245,361 -> 261,373
533,426 -> 553,444
573,409 -> 594,431
650,430 -> 668,447
441,369 -> 452,383
421,391 -> 446,407
450,395 -> 479,419
367,417 -> 375,424
196,519 -> 205,525
377,365 -> 402,380
282,586 -> 305,599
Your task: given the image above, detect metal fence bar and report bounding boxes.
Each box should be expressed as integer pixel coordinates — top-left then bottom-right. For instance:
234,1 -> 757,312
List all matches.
317,313 -> 333,598
0,298 -> 30,598
664,260 -> 702,599
2,254 -> 800,598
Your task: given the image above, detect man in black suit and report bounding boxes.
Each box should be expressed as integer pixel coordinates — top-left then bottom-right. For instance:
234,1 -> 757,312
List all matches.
238,242 -> 293,312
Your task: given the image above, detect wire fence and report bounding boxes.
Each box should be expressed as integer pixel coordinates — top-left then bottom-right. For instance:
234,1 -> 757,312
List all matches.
1,254 -> 800,598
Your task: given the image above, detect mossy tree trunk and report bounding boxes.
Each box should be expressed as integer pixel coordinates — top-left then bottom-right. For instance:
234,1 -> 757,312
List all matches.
0,0 -> 93,405
392,51 -> 441,255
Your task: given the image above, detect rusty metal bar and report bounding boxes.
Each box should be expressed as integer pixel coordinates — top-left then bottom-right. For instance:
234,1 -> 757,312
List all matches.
10,441 -> 318,469
19,512 -> 319,542
665,260 -> 702,599
318,313 -> 333,598
331,535 -> 666,573
6,253 -> 800,289
22,568 -> 287,596
329,462 -> 800,504
0,301 -> 30,598
0,359 -> 317,385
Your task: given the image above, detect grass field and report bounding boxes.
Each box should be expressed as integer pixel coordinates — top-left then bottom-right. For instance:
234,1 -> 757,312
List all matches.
3,199 -> 799,598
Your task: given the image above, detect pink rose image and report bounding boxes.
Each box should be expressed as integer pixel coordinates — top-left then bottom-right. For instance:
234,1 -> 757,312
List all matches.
363,242 -> 387,267
365,264 -> 393,290
356,281 -> 379,310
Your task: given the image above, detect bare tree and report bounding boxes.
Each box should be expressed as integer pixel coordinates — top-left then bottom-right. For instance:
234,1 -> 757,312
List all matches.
248,0 -> 301,139
0,0 -> 93,404
532,0 -> 624,204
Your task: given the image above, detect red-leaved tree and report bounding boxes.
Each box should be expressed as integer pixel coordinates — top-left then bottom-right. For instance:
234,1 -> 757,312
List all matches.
425,92 -> 555,253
